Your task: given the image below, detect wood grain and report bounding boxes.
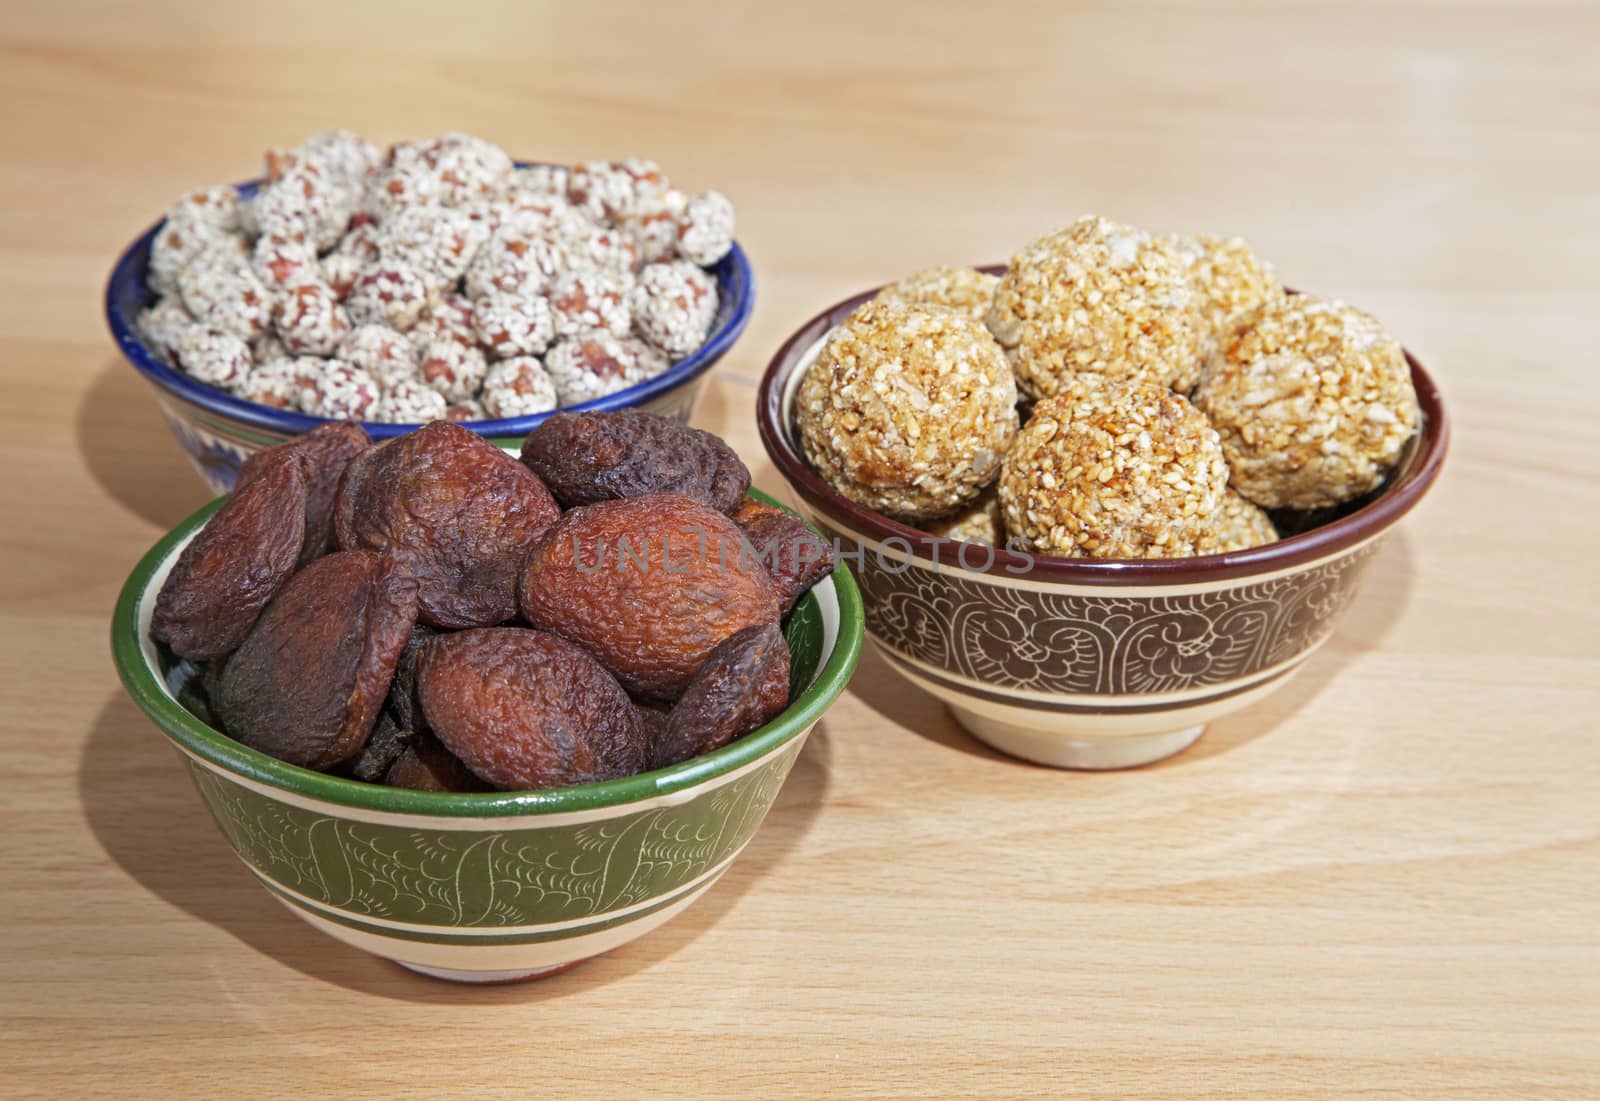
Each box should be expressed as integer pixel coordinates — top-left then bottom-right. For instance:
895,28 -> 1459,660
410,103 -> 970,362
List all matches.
1,2 -> 1596,1097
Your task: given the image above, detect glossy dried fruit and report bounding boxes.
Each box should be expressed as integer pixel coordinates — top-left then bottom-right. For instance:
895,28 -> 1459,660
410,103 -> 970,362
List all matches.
215,550 -> 419,770
387,624 -> 438,734
152,454 -> 306,661
346,711 -> 413,783
652,623 -> 789,769
732,500 -> 837,615
334,420 -> 559,628
384,732 -> 491,793
519,410 -> 750,514
417,628 -> 649,791
236,421 -> 370,565
519,493 -> 781,700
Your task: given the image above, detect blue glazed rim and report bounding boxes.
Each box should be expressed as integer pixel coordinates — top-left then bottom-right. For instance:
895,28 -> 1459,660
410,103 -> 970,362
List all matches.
103,172 -> 756,439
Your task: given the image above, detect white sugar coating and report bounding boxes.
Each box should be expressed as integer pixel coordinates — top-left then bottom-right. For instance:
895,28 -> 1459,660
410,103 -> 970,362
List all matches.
544,330 -> 652,406
445,398 -> 487,423
548,268 -> 632,339
1194,489 -> 1279,555
344,263 -> 433,331
273,281 -> 351,355
623,187 -> 688,265
1164,232 -> 1283,339
1193,295 -> 1420,509
796,300 -> 1020,523
568,160 -> 639,222
253,160 -> 354,251
175,327 -> 252,390
178,257 -> 273,341
339,323 -> 418,389
418,338 -> 488,402
677,189 -> 735,266
148,215 -> 245,295
168,187 -> 240,233
566,223 -> 640,275
252,228 -> 319,290
630,260 -> 717,356
464,225 -> 569,300
514,164 -> 569,198
988,215 -> 1210,397
482,356 -> 559,418
875,267 -> 1000,327
373,376 -> 449,423
377,204 -> 487,289
137,296 -> 197,362
475,292 -> 555,359
302,359 -> 380,420
237,357 -> 307,409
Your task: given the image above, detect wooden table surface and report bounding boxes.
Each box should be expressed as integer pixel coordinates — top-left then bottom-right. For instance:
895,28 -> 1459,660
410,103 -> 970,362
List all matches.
3,2 -> 1596,1097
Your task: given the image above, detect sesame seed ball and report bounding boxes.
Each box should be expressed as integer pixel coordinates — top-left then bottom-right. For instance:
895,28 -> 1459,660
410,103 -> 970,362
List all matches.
373,376 -> 449,424
475,292 -> 555,359
252,229 -> 319,291
427,133 -> 514,207
544,330 -> 651,406
548,269 -> 631,340
623,187 -> 688,265
515,164 -> 569,199
875,266 -> 1000,327
445,399 -> 487,423
630,260 -> 717,357
236,357 -> 307,410
922,487 -> 1005,547
339,323 -> 417,389
148,216 -> 244,296
998,375 -> 1228,559
168,187 -> 240,233
988,216 -> 1210,398
568,224 -> 640,275
614,158 -> 669,197
623,336 -> 671,380
320,251 -> 364,301
1165,233 -> 1283,339
365,156 -> 442,223
252,331 -> 289,363
301,359 -> 380,420
174,327 -> 252,391
345,263 -> 433,332
253,160 -> 354,251
377,204 -> 487,290
677,189 -> 735,267
1193,295 -> 1419,510
273,281 -> 351,356
797,301 -> 1020,523
288,129 -> 382,185
418,338 -> 488,403
1195,489 -> 1279,555
568,160 -> 639,222
464,226 -> 568,300
137,296 -> 197,362
481,356 -> 559,418
178,258 -> 274,342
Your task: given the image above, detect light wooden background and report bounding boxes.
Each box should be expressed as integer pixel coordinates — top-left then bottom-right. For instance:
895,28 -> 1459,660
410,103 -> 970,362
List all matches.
1,2 -> 1596,1097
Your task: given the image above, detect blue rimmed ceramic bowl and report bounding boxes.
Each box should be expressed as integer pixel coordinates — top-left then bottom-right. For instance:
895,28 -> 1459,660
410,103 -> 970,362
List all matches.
105,173 -> 755,494
111,490 -> 862,983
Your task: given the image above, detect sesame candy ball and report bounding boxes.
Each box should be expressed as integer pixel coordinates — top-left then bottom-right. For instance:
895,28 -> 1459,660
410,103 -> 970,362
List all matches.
418,338 -> 488,403
998,376 -> 1229,559
630,260 -> 717,357
289,129 -> 382,184
320,251 -> 365,301
178,258 -> 273,342
464,226 -> 567,300
339,323 -> 417,389
301,359 -> 380,420
168,187 -> 240,233
1193,295 -> 1419,510
615,158 -> 669,197
988,216 -> 1210,398
1166,233 -> 1283,338
174,327 -> 252,390
148,216 -> 244,295
481,356 -> 559,418
568,224 -> 640,275
252,229 -> 319,291
677,189 -> 735,267
623,336 -> 671,380
273,281 -> 351,356
623,187 -> 688,265
365,155 -> 442,222
445,399 -> 487,423
548,268 -> 631,340
1195,489 -> 1279,555
137,296 -> 197,362
237,357 -> 307,410
568,160 -> 639,222
797,301 -> 1019,523
544,330 -> 651,405
428,132 -> 515,207
323,220 -> 382,296
922,487 -> 1005,547
876,266 -> 1000,327
373,377 -> 449,424
253,160 -> 353,251
515,164 -> 569,199
475,292 -> 555,359
345,263 -> 433,332
378,204 -> 486,290
252,331 -> 289,362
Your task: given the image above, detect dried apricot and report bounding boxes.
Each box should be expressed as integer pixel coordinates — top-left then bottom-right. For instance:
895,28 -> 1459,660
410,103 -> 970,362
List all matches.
333,420 -> 559,628
732,500 -> 837,615
152,454 -> 306,661
518,493 -> 781,700
416,628 -> 649,791
386,623 -> 438,734
652,623 -> 789,769
384,732 -> 491,793
215,550 -> 419,770
236,421 -> 370,564
346,711 -> 412,783
519,410 -> 750,514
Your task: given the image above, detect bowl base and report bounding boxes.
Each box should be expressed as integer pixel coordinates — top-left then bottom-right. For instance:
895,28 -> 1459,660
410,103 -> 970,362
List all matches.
397,958 -> 592,984
950,707 -> 1205,770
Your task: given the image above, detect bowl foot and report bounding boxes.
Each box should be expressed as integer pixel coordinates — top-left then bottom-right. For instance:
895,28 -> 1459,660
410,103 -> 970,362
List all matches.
396,958 -> 592,984
950,708 -> 1205,770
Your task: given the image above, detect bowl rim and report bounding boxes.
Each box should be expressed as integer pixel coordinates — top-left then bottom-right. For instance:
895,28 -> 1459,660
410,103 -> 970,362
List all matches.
757,271 -> 1450,586
104,171 -> 755,440
111,492 -> 864,818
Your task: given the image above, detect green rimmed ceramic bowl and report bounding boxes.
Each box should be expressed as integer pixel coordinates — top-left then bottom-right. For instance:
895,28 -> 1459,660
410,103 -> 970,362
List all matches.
111,492 -> 862,983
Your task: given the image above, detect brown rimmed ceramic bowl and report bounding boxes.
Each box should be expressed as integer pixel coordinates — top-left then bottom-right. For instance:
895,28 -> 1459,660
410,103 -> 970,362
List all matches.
757,275 -> 1450,769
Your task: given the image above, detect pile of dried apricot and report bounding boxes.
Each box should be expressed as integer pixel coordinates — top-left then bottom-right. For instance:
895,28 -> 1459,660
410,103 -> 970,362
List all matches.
153,412 -> 836,792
